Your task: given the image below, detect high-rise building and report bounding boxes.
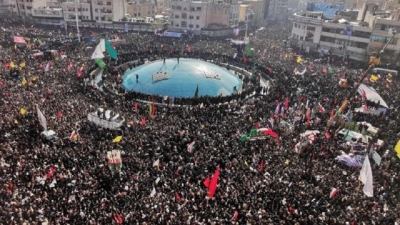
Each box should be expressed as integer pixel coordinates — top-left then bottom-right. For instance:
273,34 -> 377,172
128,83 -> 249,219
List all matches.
266,0 -> 289,20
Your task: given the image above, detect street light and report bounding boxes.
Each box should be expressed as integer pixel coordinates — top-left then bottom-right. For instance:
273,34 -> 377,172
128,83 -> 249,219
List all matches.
74,0 -> 81,42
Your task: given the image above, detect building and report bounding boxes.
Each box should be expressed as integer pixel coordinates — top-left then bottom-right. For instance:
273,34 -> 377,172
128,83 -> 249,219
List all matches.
10,0 -> 48,17
266,0 -> 289,21
91,0 -> 126,23
290,1 -> 400,63
241,0 -> 265,27
0,0 -> 11,15
62,1 -> 91,21
169,0 -> 239,34
126,0 -> 156,18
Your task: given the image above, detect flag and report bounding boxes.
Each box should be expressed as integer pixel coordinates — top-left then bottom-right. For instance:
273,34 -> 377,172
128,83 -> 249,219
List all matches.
67,60 -> 73,71
140,118 -> 147,126
95,59 -> 106,69
20,108 -> 26,115
113,214 -> 123,224
359,156 -> 373,197
208,167 -> 220,198
134,102 -> 138,111
105,39 -> 118,59
46,166 -> 56,179
77,66 -> 84,77
296,56 -> 303,64
306,108 -> 311,124
36,106 -> 47,131
57,110 -> 62,120
186,45 -> 192,52
240,134 -> 248,142
187,141 -> 195,153
175,191 -> 182,201
91,43 -> 105,59
244,44 -> 253,56
318,103 -> 325,113
19,61 -> 26,68
70,131 -> 79,142
274,103 -> 281,114
394,140 -> 400,158
153,159 -> 160,167
343,128 -> 350,140
325,131 -> 331,140
21,77 -> 27,86
10,61 -> 15,68
370,75 -> 379,82
44,61 -> 50,72
233,211 -> 239,221
203,176 -> 211,188
150,187 -> 156,197
330,109 -> 335,118
330,188 -> 338,198
258,160 -> 264,172
113,136 -> 122,143
194,85 -> 199,98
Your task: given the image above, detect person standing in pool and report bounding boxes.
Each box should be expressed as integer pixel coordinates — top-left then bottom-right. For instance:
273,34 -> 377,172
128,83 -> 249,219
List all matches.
177,55 -> 180,64
136,74 -> 139,83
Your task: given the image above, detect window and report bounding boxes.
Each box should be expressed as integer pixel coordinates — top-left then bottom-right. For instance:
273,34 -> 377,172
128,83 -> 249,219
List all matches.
134,13 -> 136,17
189,15 -> 193,19
196,25 -> 199,28
306,26 -> 315,31
196,7 -> 201,11
181,13 -> 187,19
189,24 -> 194,28
181,21 -> 187,27
107,2 -> 111,5
196,16 -> 200,20
320,35 -> 335,43
138,13 -> 141,16
177,6 -> 181,10
175,24 -> 179,27
101,17 -> 105,21
175,15 -> 179,18
371,35 -> 397,45
95,8 -> 98,12
171,5 -> 175,9
171,21 -> 173,26
148,11 -> 150,14
95,16 -> 99,20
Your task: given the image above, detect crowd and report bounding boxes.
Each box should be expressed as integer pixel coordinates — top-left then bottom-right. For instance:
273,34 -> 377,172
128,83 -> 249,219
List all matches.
0,18 -> 400,225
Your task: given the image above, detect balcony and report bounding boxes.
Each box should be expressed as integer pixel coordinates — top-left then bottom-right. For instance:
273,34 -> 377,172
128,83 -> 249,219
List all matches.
292,14 -> 323,26
32,8 -> 63,18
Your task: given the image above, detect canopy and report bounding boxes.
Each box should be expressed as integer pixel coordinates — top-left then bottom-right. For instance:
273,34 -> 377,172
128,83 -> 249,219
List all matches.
358,84 -> 388,108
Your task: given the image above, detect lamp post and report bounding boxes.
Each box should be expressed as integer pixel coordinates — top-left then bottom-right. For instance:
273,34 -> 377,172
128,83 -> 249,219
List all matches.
74,0 -> 81,42
329,29 -> 397,126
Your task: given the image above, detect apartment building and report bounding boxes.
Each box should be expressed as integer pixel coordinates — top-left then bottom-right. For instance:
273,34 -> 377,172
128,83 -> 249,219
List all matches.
126,0 -> 156,18
290,1 -> 400,62
169,0 -> 239,33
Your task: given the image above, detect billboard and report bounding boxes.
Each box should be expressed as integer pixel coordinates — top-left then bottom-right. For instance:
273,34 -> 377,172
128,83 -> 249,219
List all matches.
306,2 -> 344,20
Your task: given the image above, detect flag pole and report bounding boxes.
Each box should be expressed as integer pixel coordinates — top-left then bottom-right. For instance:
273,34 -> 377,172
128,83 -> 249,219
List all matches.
74,0 -> 81,43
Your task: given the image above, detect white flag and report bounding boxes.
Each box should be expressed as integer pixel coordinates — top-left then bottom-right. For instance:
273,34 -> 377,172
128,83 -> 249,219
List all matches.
359,155 -> 373,197
98,39 -> 106,52
150,187 -> 156,197
153,159 -> 159,167
91,43 -> 105,59
37,106 -> 47,131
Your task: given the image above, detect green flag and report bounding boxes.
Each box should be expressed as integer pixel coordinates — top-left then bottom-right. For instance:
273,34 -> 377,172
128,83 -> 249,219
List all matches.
105,39 -> 118,59
240,134 -> 248,142
249,129 -> 257,136
95,59 -> 106,69
244,44 -> 253,56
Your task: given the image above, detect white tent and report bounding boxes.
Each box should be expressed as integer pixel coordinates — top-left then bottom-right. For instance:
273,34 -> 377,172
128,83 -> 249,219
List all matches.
358,84 -> 388,108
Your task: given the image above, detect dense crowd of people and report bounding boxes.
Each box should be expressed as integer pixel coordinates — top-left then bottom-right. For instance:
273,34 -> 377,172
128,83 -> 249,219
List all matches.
0,18 -> 400,224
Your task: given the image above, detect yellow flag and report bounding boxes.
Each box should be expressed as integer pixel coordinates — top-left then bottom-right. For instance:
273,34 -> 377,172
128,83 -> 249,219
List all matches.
14,44 -> 17,50
20,108 -> 26,115
285,159 -> 290,164
370,75 -> 379,82
10,61 -> 15,68
296,56 -> 303,64
14,119 -> 18,124
284,54 -> 288,59
395,140 -> 400,158
22,77 -> 27,86
112,136 -> 123,143
69,32 -> 72,36
20,61 -> 26,68
244,160 -> 248,167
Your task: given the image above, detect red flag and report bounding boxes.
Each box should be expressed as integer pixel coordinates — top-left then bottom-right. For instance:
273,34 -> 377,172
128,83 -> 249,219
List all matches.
361,89 -> 368,111
46,166 -> 56,179
4,63 -> 10,69
208,167 -> 220,198
134,102 -> 138,111
306,108 -> 311,123
175,191 -> 182,201
330,109 -> 335,118
140,118 -> 147,126
318,104 -> 325,113
258,160 -> 264,172
113,214 -> 123,224
322,67 -> 327,73
284,97 -> 289,109
243,56 -> 247,63
203,176 -> 210,188
325,131 -> 331,140
261,129 -> 278,138
186,46 -> 191,52
254,122 -> 259,129
77,66 -> 84,78
0,81 -> 3,88
57,110 -> 62,120
233,211 -> 239,221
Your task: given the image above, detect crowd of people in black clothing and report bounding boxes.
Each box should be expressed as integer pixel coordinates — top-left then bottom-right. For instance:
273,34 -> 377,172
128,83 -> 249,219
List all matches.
0,18 -> 399,225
